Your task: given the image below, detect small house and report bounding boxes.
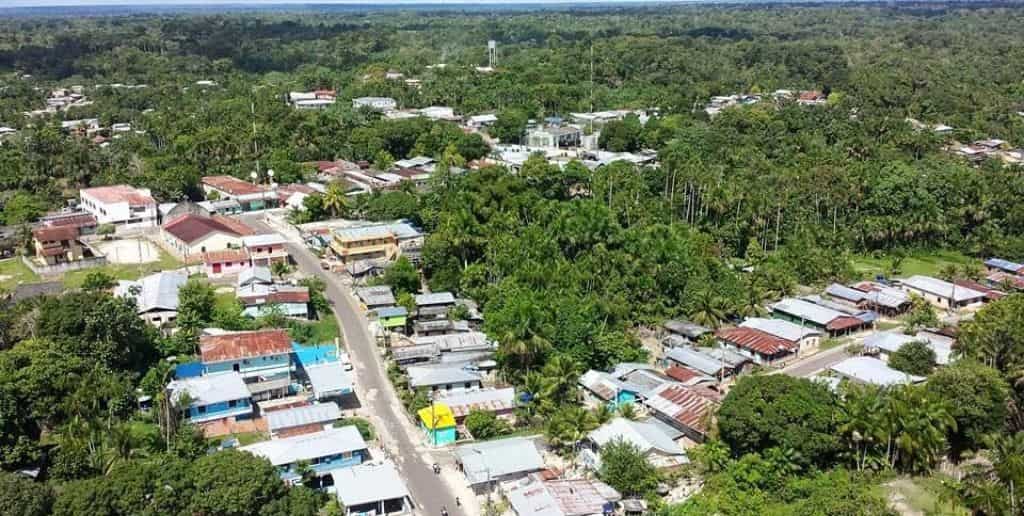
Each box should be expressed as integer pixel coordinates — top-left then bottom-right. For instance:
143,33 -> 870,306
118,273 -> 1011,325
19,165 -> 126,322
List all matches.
418,403 -> 457,446
114,270 -> 189,328
828,356 -> 926,387
984,258 -> 1024,275
643,383 -> 719,443
241,426 -> 368,484
376,306 -> 408,332
303,361 -> 355,401
31,226 -> 85,265
579,370 -> 639,408
168,372 -> 253,424
406,364 -> 483,393
203,248 -> 251,278
329,460 -> 413,516
266,402 -> 342,438
454,437 -> 546,492
507,475 -> 622,516
662,319 -> 711,348
433,387 -> 516,424
897,275 -> 987,310
414,292 -> 456,320
161,213 -> 254,261
739,317 -> 822,356
241,233 -> 290,267
771,298 -> 871,336
585,417 -> 688,470
715,327 -> 798,367
355,286 -> 397,311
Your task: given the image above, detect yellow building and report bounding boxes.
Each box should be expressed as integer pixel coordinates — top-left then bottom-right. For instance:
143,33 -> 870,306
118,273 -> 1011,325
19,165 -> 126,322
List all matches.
330,226 -> 399,264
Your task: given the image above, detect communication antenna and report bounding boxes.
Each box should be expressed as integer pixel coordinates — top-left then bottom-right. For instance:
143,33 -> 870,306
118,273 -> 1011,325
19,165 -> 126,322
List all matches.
488,40 -> 497,69
590,42 -> 595,115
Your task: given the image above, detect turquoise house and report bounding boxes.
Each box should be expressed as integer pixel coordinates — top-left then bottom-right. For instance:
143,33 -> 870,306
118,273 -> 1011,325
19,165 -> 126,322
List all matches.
240,426 -> 369,485
200,329 -> 295,400
168,372 -> 253,424
419,404 -> 457,446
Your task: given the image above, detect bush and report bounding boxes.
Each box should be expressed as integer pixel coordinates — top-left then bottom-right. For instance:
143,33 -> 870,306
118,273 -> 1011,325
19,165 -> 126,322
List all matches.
888,340 -> 936,376
336,417 -> 376,441
464,410 -> 510,440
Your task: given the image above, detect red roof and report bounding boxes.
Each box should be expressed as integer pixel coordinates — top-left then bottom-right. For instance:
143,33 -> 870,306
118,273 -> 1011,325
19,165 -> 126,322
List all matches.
163,214 -> 254,244
81,185 -> 156,207
44,213 -> 97,229
665,365 -> 703,383
238,289 -> 310,305
202,248 -> 249,264
645,384 -> 717,435
200,329 -> 292,363
201,175 -> 266,196
716,327 -> 795,356
826,315 -> 865,332
983,273 -> 1024,292
33,225 -> 79,242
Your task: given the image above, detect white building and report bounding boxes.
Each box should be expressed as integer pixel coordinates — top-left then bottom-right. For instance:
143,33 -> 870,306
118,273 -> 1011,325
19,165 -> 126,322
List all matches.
898,275 -> 987,310
352,97 -> 397,112
79,184 -> 158,229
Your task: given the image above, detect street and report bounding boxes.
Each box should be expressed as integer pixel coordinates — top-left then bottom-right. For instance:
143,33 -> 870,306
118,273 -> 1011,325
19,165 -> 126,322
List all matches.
776,342 -> 853,378
241,213 -> 471,516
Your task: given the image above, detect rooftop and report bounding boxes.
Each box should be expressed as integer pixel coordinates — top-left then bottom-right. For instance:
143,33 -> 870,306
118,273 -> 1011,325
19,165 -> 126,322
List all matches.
663,319 -> 711,339
330,461 -> 410,507
168,372 -> 250,407
305,361 -> 354,398
417,403 -> 456,429
432,387 -> 516,418
199,329 -> 293,363
643,383 -> 718,435
406,365 -> 482,388
589,417 -> 684,457
241,233 -> 287,248
829,356 -> 925,387
415,292 -> 456,306
899,275 -> 986,302
739,317 -> 821,342
265,402 -> 342,432
507,476 -> 622,516
163,214 -> 254,244
201,175 -> 267,196
241,426 -> 366,466
716,327 -> 796,356
355,285 -> 396,307
455,437 -> 546,485
114,270 -> 188,313
664,347 -> 727,376
81,184 -> 155,207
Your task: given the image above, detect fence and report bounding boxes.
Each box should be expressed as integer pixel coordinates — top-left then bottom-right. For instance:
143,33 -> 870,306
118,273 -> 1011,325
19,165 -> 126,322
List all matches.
22,254 -> 108,277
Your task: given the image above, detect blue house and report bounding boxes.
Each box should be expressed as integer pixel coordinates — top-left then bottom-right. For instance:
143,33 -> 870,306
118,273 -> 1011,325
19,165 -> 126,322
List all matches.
168,372 -> 253,424
200,329 -> 295,401
240,426 -> 369,485
579,370 -> 639,409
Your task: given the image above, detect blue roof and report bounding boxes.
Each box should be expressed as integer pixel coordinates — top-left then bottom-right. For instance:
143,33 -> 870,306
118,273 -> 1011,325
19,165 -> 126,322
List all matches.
376,306 -> 408,318
174,361 -> 204,379
292,342 -> 338,367
985,258 -> 1023,273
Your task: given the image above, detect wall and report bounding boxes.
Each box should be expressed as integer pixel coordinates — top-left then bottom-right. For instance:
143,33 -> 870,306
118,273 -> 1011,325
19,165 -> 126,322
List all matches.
22,254 -> 107,277
205,353 -> 292,379
187,398 -> 252,424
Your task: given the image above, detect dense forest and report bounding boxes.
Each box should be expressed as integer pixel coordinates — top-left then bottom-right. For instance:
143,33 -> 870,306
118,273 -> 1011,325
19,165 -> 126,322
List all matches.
2,3 -> 1024,515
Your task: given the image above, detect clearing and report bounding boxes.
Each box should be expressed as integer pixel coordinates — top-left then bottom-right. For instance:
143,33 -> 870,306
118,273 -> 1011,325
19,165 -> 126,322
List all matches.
885,476 -> 969,516
851,250 -> 976,280
0,257 -> 40,291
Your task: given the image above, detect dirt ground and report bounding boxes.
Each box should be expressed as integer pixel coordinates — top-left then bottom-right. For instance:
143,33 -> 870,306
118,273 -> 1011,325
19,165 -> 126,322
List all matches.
93,238 -> 161,264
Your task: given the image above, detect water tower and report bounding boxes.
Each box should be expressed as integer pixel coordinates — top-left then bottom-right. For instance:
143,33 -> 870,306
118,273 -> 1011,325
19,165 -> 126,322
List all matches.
487,40 -> 497,69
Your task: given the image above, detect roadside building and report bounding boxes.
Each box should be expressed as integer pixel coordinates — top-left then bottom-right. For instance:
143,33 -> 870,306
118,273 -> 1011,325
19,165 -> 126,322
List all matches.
241,233 -> 290,267
578,370 -> 640,408
330,226 -> 400,264
454,437 -> 546,492
418,403 -> 457,446
265,402 -> 342,438
376,306 -> 409,333
739,317 -> 823,356
771,298 -> 871,336
663,346 -> 747,381
168,372 -> 253,425
406,364 -> 483,393
241,426 -> 368,484
79,184 -> 158,229
837,282 -> 912,316
161,213 -> 254,261
31,225 -> 86,265
863,330 -> 954,365
329,460 -> 413,516
355,285 -> 397,310
203,248 -> 251,278
433,387 -> 516,424
643,383 -> 718,443
584,417 -> 688,470
714,327 -> 798,367
199,329 -> 294,401
897,275 -> 987,310
414,292 -> 456,320
302,361 -> 355,401
507,475 -> 622,516
828,356 -> 926,387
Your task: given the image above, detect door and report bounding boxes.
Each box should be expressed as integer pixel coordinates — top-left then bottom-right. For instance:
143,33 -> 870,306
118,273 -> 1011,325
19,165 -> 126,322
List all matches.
212,262 -> 222,274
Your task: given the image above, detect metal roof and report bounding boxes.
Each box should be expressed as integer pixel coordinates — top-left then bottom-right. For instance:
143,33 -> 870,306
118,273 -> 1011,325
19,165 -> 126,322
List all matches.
331,461 -> 410,507
663,319 -> 711,338
237,266 -> 272,287
242,426 -> 366,466
406,365 -> 481,388
200,329 -> 292,363
985,258 -> 1024,273
415,292 -> 456,306
455,437 -> 546,485
899,275 -> 986,302
115,270 -> 188,313
852,282 -> 911,309
304,362 -> 354,398
643,384 -> 717,435
355,286 -> 396,307
771,298 -> 846,326
579,370 -> 631,401
333,225 -> 394,242
412,332 -> 493,352
266,402 -> 342,432
740,317 -> 820,342
168,372 -> 250,407
376,306 -> 408,318
825,283 -> 868,302
664,347 -> 726,376
829,356 -> 925,387
865,331 -> 953,365
589,417 -> 684,457
716,327 -> 795,356
508,476 -> 622,516
433,387 -> 516,418
242,233 -> 287,248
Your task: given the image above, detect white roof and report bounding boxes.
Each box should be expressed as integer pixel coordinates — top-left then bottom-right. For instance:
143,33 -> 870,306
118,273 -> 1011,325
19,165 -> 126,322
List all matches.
433,387 -> 516,416
899,275 -> 986,302
771,298 -> 846,325
395,156 -> 435,169
829,356 -> 925,387
114,270 -> 188,313
237,266 -> 272,287
589,417 -> 684,456
740,317 -> 820,342
242,233 -> 287,248
331,461 -> 410,506
865,331 -> 953,365
266,402 -> 342,432
305,362 -> 354,398
455,437 -> 546,485
168,372 -> 249,407
469,114 -> 498,124
415,292 -> 456,306
406,365 -> 481,388
242,426 -> 366,466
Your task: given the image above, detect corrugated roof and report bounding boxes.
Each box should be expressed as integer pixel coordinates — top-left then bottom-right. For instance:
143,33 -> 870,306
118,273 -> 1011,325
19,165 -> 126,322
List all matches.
643,384 -> 717,435
853,282 -> 911,309
413,332 -> 492,352
664,347 -> 725,376
900,275 -> 986,302
985,258 -> 1024,274
81,185 -> 155,206
455,437 -> 546,485
716,327 -> 795,356
168,371 -> 250,407
417,403 -> 456,429
241,426 -> 366,466
579,370 -> 630,401
829,356 -> 925,387
433,387 -> 516,418
163,214 -> 252,244
771,298 -> 847,326
826,283 -> 868,302
200,329 -> 292,363
415,292 -> 456,306
406,365 -> 481,388
242,233 -> 287,248
740,317 -> 820,342
376,306 -> 408,318
589,417 -> 684,456
266,402 -> 342,432
663,319 -> 711,338
237,266 -> 272,287
331,461 -> 410,507
355,286 -> 396,307
115,270 -> 188,313
201,175 -> 266,196
305,361 -> 353,398
32,225 -> 78,242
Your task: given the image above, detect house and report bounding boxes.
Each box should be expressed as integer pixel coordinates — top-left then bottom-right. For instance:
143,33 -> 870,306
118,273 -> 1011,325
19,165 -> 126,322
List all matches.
330,226 -> 400,264
419,106 -> 458,121
984,258 -> 1024,275
983,273 -> 1024,293
168,372 -> 253,424
863,330 -> 954,365
377,307 -> 409,332
662,319 -> 711,348
526,126 -> 581,148
289,90 -> 336,110
664,365 -> 715,386
406,364 -> 483,392
114,271 -> 188,328
352,97 -> 397,111
643,383 -> 719,443
241,426 -> 368,484
739,317 -> 822,356
415,292 -> 456,320
237,283 -> 311,319
329,460 -> 413,516
201,175 -> 267,200
266,402 -> 342,438
467,114 -> 498,128
507,475 -> 622,516
771,298 -> 872,336
578,370 -> 639,408
663,346 -> 747,380
844,282 -> 913,316
241,233 -> 290,267
31,226 -> 85,265
897,275 -> 987,310
39,211 -> 98,235
79,185 -> 158,229
828,356 -> 925,387
432,387 -> 516,424
454,437 -> 546,491
584,417 -> 688,470
203,248 -> 251,278
610,363 -> 677,394
714,327 -> 798,367
161,213 -> 254,261
418,403 -> 457,446
199,329 -> 294,401
303,361 -> 355,401
196,199 -> 243,217
355,286 -> 397,310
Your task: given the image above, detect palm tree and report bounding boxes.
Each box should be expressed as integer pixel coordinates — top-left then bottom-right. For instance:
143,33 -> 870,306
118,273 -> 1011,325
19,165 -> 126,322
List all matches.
497,332 -> 551,381
838,384 -> 883,471
881,385 -> 957,473
690,289 -> 728,329
270,260 -> 291,280
987,432 -> 1024,514
617,403 -> 639,421
545,406 -> 598,454
322,182 -> 349,217
538,355 -> 581,407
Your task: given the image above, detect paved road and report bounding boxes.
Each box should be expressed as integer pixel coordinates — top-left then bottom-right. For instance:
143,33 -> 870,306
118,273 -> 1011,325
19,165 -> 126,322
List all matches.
777,343 -> 853,377
241,214 -> 464,516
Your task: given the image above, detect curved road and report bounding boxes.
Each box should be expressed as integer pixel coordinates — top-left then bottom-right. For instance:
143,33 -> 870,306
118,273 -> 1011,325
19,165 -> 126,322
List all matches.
241,213 -> 467,516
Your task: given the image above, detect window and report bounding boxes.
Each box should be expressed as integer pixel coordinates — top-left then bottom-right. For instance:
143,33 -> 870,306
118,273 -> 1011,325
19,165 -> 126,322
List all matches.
197,406 -> 206,414
228,400 -> 237,408
464,382 -> 472,389
233,363 -> 240,372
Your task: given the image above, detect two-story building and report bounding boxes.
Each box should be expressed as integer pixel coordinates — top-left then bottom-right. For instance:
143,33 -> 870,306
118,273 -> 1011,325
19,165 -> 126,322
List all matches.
199,329 -> 294,401
240,426 -> 369,485
79,185 -> 158,230
241,233 -> 290,267
168,372 -> 253,425
330,226 -> 400,264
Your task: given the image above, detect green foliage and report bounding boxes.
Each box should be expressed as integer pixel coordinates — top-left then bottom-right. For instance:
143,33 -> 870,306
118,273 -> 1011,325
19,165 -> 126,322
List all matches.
1,192 -> 47,225
0,471 -> 53,516
336,417 -> 376,441
887,340 -> 937,376
925,360 -> 1009,458
598,439 -> 660,497
903,295 -> 940,333
597,114 -> 644,152
490,109 -> 528,144
464,410 -> 511,440
718,375 -> 841,468
176,278 -> 216,338
81,270 -> 116,292
957,293 -> 1024,374
381,256 -> 419,296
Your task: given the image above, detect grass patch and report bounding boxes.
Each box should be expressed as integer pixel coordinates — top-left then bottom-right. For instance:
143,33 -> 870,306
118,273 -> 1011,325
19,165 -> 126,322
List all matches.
62,246 -> 184,288
336,416 -> 376,441
0,257 -> 40,291
208,431 -> 266,447
876,320 -> 903,331
819,337 -> 849,351
290,312 -> 339,345
886,475 -> 968,516
851,250 -> 975,280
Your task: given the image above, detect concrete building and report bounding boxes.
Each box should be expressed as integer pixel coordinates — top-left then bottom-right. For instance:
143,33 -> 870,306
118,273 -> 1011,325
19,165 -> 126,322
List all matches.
897,275 -> 987,310
79,185 -> 157,229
